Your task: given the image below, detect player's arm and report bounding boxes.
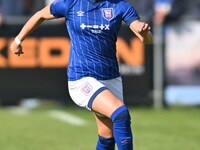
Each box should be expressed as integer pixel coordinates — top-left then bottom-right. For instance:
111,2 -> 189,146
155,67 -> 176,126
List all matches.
129,19 -> 153,44
10,5 -> 56,56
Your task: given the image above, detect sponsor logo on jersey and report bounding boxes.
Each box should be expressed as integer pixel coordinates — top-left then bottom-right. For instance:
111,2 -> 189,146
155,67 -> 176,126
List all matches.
80,23 -> 110,33
102,8 -> 114,21
80,23 -> 110,30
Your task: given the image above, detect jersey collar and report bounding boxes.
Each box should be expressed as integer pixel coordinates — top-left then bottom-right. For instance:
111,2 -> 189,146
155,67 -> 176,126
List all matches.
87,0 -> 103,5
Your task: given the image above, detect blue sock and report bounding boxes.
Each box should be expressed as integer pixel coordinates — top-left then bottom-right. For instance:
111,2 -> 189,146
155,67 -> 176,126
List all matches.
96,135 -> 115,150
111,105 -> 133,150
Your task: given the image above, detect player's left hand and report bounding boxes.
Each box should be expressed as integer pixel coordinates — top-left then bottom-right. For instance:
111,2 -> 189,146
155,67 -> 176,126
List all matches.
137,22 -> 151,33
10,40 -> 24,56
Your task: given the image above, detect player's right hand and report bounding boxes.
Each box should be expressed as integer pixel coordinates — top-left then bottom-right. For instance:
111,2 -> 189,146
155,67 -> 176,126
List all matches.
10,40 -> 24,56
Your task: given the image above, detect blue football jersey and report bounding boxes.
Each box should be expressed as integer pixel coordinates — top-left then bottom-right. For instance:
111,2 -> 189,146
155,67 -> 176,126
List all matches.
50,0 -> 140,81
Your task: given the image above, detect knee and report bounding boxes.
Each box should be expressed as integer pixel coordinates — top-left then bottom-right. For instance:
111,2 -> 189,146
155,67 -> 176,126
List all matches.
110,106 -> 133,149
110,105 -> 131,124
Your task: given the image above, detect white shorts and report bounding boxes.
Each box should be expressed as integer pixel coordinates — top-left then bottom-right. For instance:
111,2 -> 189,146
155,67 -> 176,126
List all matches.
68,77 -> 123,110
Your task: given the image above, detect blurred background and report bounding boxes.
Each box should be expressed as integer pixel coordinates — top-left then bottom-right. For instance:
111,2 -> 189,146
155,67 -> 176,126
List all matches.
0,0 -> 200,149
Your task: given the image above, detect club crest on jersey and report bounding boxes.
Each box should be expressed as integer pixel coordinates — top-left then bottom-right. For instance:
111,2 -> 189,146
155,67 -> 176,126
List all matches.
81,82 -> 93,96
102,8 -> 114,21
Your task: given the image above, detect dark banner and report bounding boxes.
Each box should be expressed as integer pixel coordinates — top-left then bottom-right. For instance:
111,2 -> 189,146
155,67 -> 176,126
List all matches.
0,23 -> 153,106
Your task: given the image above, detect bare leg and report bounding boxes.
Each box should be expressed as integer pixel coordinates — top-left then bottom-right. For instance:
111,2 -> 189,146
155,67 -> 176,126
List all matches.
92,89 -> 124,118
95,114 -> 113,138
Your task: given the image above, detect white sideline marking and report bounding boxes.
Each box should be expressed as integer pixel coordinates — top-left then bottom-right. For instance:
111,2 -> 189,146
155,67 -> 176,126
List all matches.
48,110 -> 88,126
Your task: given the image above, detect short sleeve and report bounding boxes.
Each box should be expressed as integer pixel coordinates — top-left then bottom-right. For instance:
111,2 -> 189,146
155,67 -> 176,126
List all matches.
122,2 -> 140,25
50,0 -> 69,18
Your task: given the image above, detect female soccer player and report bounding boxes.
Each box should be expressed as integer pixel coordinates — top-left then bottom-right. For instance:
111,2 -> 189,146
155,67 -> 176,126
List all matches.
10,0 -> 153,149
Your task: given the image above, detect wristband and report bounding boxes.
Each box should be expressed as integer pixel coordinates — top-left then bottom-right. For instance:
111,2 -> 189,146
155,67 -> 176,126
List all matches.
14,37 -> 22,45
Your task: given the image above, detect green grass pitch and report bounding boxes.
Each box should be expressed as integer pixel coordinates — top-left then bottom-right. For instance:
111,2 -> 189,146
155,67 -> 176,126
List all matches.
0,106 -> 200,150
